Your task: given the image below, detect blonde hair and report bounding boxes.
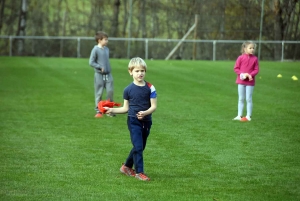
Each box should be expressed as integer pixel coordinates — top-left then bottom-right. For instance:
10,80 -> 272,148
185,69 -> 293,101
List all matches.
241,41 -> 256,54
128,57 -> 147,72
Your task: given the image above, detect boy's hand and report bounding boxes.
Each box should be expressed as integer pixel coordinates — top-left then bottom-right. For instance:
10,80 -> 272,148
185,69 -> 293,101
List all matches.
103,107 -> 111,114
97,68 -> 104,73
137,111 -> 145,120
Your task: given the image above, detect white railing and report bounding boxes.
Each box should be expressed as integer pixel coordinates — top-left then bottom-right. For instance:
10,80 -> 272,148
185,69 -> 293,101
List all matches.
0,35 -> 299,61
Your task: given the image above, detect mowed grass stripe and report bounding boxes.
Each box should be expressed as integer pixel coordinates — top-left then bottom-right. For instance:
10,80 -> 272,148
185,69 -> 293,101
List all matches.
0,57 -> 300,201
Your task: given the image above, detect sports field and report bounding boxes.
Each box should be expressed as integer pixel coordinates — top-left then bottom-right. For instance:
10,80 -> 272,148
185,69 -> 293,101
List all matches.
0,57 -> 299,201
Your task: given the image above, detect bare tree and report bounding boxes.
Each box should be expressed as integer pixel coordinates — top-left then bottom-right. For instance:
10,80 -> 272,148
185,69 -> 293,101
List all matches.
88,0 -> 104,32
111,0 -> 121,37
138,0 -> 146,38
0,0 -> 5,32
16,0 -> 27,55
150,1 -> 159,38
1,0 -> 300,60
219,0 -> 226,39
292,2 -> 300,59
121,0 -> 128,36
272,0 -> 299,60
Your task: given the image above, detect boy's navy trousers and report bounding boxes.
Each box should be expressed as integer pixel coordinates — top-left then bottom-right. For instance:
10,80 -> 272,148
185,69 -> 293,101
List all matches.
124,116 -> 152,174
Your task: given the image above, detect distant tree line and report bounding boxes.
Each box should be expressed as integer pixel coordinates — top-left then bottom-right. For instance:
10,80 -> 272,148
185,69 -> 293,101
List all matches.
0,0 -> 299,60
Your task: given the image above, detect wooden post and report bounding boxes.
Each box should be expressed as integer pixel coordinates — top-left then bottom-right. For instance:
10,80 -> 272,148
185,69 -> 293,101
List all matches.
165,14 -> 198,60
165,24 -> 195,60
193,14 -> 199,60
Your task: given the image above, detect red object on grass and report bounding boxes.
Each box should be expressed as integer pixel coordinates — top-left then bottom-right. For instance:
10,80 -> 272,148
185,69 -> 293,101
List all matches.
97,99 -> 121,114
240,117 -> 249,122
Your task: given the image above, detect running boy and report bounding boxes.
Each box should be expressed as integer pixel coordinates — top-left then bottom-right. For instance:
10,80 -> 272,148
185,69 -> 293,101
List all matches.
104,57 -> 157,181
233,41 -> 260,122
89,31 -> 114,118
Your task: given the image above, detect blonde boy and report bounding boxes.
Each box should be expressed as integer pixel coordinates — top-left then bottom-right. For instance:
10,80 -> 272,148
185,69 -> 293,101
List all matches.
105,57 -> 157,181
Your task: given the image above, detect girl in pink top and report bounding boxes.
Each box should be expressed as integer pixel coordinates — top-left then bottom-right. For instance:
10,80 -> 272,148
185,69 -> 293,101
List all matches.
233,41 -> 260,122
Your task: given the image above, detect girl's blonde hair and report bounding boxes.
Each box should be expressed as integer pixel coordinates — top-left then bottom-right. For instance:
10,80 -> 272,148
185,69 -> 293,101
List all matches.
241,41 -> 256,54
128,57 -> 147,72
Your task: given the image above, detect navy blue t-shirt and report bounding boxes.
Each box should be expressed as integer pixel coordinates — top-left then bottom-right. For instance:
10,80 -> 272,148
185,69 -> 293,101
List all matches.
123,81 -> 157,121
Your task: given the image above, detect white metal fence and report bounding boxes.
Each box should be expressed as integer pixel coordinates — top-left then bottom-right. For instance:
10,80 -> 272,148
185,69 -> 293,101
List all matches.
0,36 -> 299,61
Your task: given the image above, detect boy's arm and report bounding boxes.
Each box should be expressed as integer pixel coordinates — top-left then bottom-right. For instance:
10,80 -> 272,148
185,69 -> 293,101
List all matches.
89,48 -> 103,70
105,99 -> 129,114
137,98 -> 157,119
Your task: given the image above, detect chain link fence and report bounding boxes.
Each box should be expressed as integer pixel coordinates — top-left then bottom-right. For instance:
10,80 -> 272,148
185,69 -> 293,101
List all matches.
0,36 -> 299,61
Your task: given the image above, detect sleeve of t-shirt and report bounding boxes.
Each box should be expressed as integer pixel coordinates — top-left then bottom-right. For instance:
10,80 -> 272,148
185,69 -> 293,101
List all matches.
147,83 -> 157,99
123,87 -> 129,100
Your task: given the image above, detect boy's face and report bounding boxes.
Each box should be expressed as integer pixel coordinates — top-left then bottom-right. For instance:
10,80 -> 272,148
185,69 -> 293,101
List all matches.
129,66 -> 146,83
98,37 -> 108,46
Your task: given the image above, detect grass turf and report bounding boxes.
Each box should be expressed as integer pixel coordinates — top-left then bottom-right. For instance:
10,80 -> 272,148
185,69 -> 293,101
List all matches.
0,57 -> 300,201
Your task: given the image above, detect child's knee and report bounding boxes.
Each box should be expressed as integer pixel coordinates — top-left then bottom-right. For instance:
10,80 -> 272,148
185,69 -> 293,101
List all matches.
246,98 -> 252,103
238,97 -> 245,102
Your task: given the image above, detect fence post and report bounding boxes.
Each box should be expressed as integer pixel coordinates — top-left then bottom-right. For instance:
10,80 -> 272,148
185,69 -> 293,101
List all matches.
77,38 -> 81,58
145,39 -> 148,60
9,36 -> 12,56
281,41 -> 284,62
213,40 -> 216,61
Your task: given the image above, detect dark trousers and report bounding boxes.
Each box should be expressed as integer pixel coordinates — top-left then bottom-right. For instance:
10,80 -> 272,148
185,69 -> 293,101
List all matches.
125,116 -> 152,174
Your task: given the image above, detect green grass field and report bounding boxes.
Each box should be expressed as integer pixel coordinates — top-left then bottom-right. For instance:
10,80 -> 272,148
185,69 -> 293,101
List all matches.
0,57 -> 300,201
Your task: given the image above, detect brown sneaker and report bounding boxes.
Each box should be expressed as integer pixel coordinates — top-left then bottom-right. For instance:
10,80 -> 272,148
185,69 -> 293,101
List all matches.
120,164 -> 135,177
135,173 -> 150,181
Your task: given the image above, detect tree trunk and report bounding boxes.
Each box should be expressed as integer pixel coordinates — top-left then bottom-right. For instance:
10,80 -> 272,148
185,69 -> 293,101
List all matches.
0,0 -> 5,32
121,0 -> 128,36
151,1 -> 158,38
292,2 -> 300,60
140,0 -> 146,38
273,0 -> 283,60
111,0 -> 120,37
16,0 -> 27,55
220,0 -> 226,39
